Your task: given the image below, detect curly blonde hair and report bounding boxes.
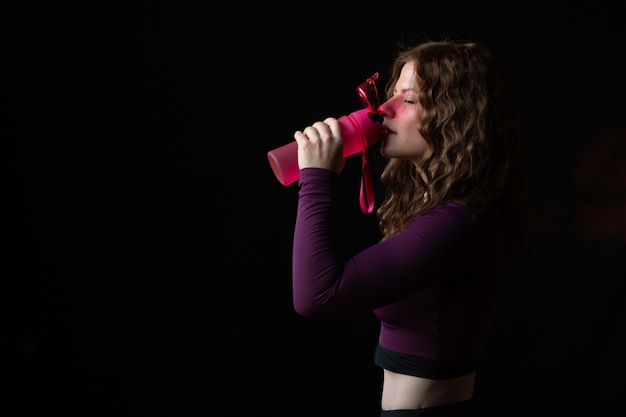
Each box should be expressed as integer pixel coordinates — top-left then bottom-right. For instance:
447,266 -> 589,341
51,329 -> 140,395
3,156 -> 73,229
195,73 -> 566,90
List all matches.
377,40 -> 531,265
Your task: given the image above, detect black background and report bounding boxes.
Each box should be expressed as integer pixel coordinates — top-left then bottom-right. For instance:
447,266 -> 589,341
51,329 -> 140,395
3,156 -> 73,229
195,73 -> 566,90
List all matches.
4,1 -> 626,416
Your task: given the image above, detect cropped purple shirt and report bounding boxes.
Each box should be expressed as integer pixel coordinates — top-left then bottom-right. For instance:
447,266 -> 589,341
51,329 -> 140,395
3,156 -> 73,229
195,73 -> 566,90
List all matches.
292,168 -> 507,368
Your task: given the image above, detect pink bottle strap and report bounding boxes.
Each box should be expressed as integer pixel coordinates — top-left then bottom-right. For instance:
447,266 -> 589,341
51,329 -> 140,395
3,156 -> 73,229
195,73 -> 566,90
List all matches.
359,149 -> 375,214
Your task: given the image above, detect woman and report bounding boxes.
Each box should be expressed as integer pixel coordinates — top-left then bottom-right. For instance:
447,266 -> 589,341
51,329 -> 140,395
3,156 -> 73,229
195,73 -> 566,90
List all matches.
291,40 -> 531,416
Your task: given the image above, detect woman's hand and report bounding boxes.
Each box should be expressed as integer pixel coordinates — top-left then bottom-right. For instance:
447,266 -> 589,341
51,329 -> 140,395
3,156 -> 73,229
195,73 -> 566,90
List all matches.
294,117 -> 346,175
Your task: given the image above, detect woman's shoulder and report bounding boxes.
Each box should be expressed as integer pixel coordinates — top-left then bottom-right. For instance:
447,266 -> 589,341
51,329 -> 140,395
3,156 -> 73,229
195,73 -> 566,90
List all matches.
428,200 -> 472,218
408,201 -> 474,235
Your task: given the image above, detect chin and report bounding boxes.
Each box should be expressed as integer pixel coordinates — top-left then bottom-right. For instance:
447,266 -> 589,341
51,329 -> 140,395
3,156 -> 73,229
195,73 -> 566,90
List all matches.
380,147 -> 398,159
379,142 -> 390,158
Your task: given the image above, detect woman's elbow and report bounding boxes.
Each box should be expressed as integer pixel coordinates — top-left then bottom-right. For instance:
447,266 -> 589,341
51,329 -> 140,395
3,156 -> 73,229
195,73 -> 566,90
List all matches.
292,297 -> 333,319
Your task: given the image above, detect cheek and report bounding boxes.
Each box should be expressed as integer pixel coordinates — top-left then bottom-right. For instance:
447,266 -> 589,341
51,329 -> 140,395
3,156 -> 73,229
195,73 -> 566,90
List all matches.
415,138 -> 429,154
406,132 -> 429,157
411,136 -> 428,155
406,123 -> 425,147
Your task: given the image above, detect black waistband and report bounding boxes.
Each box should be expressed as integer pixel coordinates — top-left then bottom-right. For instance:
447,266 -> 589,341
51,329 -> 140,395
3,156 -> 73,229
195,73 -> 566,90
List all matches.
374,343 -> 477,380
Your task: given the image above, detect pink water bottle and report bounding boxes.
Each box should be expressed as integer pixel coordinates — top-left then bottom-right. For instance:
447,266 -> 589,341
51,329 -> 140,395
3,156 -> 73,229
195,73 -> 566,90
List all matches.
267,107 -> 383,186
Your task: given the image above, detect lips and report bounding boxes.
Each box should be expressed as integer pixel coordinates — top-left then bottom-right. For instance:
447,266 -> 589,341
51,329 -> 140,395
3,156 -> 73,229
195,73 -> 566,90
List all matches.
381,126 -> 395,135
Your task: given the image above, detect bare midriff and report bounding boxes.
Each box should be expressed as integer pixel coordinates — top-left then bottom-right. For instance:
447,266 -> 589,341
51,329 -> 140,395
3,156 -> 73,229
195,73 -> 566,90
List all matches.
381,369 -> 476,410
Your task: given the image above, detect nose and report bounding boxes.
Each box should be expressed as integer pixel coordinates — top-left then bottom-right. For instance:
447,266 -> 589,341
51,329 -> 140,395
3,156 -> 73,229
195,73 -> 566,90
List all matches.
377,99 -> 394,118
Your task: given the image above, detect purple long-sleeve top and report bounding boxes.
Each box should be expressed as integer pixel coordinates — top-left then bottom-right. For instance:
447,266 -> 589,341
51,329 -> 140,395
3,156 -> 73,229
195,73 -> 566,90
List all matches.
293,168 -> 507,362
